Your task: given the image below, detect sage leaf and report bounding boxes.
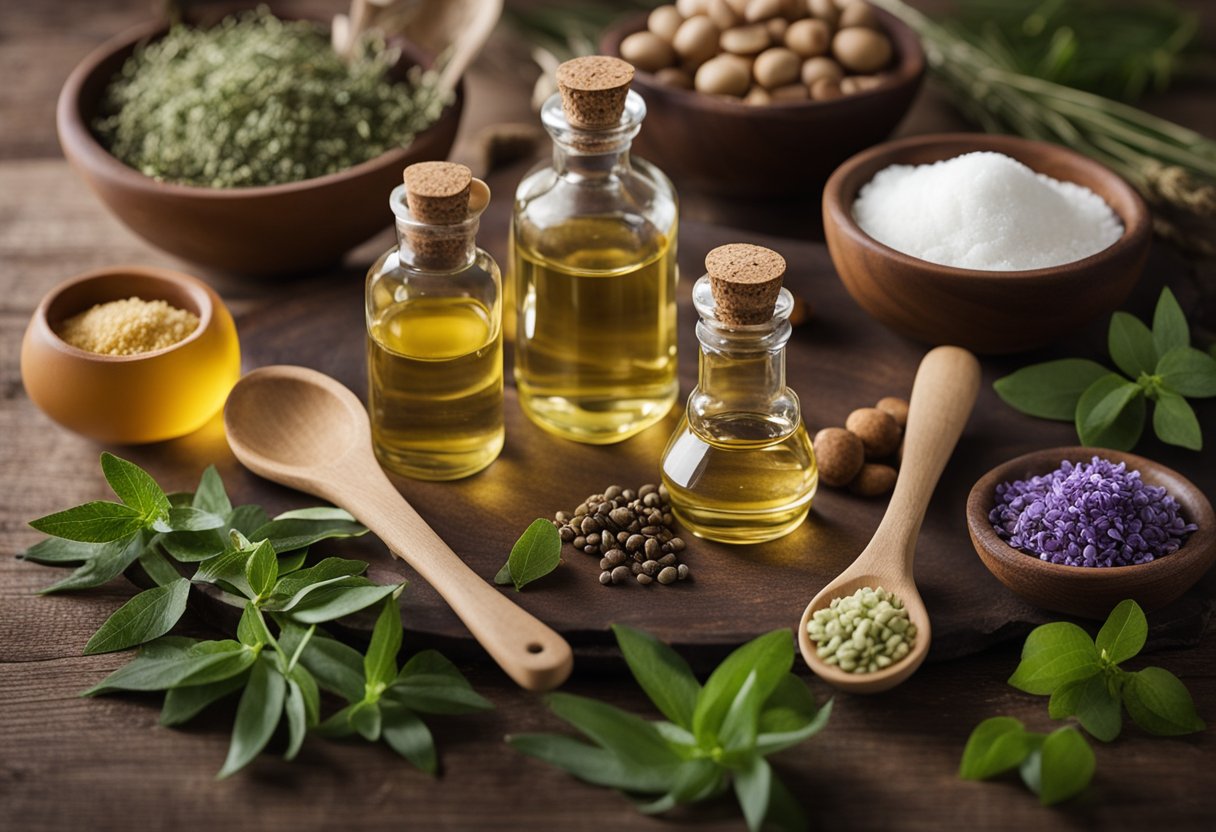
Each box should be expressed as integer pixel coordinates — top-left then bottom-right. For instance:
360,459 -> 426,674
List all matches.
194,547 -> 255,598
292,632 -> 365,702
160,671 -> 249,726
719,670 -> 765,751
244,539 -> 278,598
160,529 -> 226,562
381,705 -> 437,774
692,630 -> 793,743
733,754 -> 772,832
754,677 -> 831,756
251,514 -> 367,554
101,452 -> 171,522
228,504 -> 270,536
547,692 -> 684,770
41,533 -> 144,594
30,501 -> 146,543
287,582 -> 403,624
501,518 -> 561,591
350,701 -> 383,741
156,506 -> 226,533
388,651 -> 492,714
22,537 -> 105,565
1153,390 -> 1202,450
237,603 -> 273,648
1075,374 -> 1145,450
959,717 -> 1030,780
1069,673 -> 1123,742
274,507 -> 358,521
612,624 -> 701,730
1008,621 -> 1101,694
284,678 -> 308,761
1034,727 -> 1094,805
139,548 -> 184,587
219,658 -> 286,778
508,733 -> 670,793
633,759 -> 724,814
85,640 -> 254,695
1156,346 -> 1216,398
364,599 -> 403,691
84,578 -> 190,655
1095,599 -> 1147,664
992,359 -> 1110,421
1122,667 -> 1206,735
277,548 -> 308,574
267,557 -> 369,610
192,465 -> 232,517
493,562 -> 513,586
1108,311 -> 1157,379
1152,287 -> 1188,358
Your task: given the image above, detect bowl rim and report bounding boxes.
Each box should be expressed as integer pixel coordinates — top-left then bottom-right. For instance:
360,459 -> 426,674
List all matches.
56,16 -> 463,200
600,5 -> 925,113
966,445 -> 1216,578
33,266 -> 217,363
823,132 -> 1153,281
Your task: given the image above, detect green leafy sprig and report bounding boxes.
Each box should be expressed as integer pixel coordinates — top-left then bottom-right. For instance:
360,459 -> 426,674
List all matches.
494,518 -> 562,591
1008,600 -> 1205,741
960,718 -> 1094,805
509,626 -> 831,832
995,288 -> 1216,451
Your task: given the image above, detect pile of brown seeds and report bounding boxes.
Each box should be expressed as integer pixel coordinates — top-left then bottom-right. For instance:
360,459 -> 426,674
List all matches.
553,484 -> 691,587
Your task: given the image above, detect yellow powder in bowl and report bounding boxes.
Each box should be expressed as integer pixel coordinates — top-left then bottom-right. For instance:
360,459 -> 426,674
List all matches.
57,296 -> 200,356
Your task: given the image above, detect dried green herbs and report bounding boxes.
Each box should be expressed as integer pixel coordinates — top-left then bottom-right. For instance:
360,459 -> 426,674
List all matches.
94,8 -> 449,188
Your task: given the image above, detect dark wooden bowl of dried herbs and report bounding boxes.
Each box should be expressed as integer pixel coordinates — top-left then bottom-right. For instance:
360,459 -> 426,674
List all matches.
57,8 -> 463,277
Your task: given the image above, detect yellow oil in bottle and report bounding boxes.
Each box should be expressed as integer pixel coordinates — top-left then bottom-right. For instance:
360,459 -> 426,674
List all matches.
661,412 -> 817,544
368,296 -> 503,480
512,216 -> 678,444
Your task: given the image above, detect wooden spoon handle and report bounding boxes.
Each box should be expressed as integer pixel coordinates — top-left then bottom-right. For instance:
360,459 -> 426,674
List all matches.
867,346 -> 981,570
335,472 -> 573,692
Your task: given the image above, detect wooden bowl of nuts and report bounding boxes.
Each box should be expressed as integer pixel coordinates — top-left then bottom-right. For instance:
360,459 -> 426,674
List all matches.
601,0 -> 924,197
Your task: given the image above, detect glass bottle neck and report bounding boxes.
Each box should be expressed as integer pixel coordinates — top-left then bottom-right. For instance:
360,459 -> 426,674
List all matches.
389,184 -> 479,272
541,91 -> 643,182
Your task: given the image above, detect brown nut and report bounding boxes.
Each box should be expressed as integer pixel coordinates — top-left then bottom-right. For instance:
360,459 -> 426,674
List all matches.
846,407 -> 901,458
655,67 -> 695,88
753,46 -> 800,88
746,0 -> 785,23
707,0 -> 742,29
648,5 -> 685,41
696,54 -> 752,96
744,85 -> 772,105
769,82 -> 809,101
849,463 -> 897,497
720,23 -> 771,54
813,427 -> 865,487
620,31 -> 677,72
808,0 -> 840,25
838,0 -> 879,29
765,16 -> 789,40
833,26 -> 892,73
875,396 -> 909,428
677,0 -> 709,16
801,55 -> 844,86
810,77 -> 844,100
673,16 -> 722,68
784,18 -> 831,57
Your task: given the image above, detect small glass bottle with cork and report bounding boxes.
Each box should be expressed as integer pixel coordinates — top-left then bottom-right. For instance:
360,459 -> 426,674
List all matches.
366,162 -> 504,480
660,244 -> 818,544
512,55 -> 679,445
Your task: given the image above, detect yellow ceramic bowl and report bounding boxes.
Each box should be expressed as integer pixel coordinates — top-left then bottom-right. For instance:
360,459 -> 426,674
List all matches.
21,266 -> 240,443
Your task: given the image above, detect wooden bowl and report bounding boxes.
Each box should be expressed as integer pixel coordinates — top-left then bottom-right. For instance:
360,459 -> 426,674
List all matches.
823,133 -> 1152,354
600,9 -> 924,197
57,19 -> 463,276
966,447 -> 1216,620
20,266 -> 241,444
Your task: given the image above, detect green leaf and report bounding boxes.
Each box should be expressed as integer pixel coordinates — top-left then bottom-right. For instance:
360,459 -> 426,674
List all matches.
101,452 -> 170,521
1108,311 -> 1158,379
1156,346 -> 1216,398
84,578 -> 190,655
1152,287 -> 1189,359
350,701 -> 383,741
266,557 -> 369,610
30,501 -> 146,543
273,507 -> 358,521
501,518 -> 562,591
1075,374 -> 1145,450
719,670 -> 766,751
159,529 -> 226,563
192,465 -> 232,517
959,717 -> 1031,780
22,537 -> 104,565
692,630 -> 793,744
993,359 -> 1111,420
139,548 -> 184,587
155,506 -> 226,533
193,548 -> 253,598
733,754 -> 772,832
754,677 -> 831,756
1122,667 -> 1206,735
85,640 -> 255,695
160,671 -> 249,726
1071,674 -> 1123,742
493,562 -> 513,586
236,603 -> 273,648
633,759 -> 724,813
381,706 -> 437,775
287,583 -> 403,624
284,678 -> 308,761
612,624 -> 701,730
40,533 -> 145,594
293,631 -> 366,702
1034,727 -> 1094,805
228,505 -> 270,536
365,599 -> 403,691
1153,391 -> 1202,450
244,539 -> 278,599
277,549 -> 308,574
508,733 -> 672,794
1096,599 -> 1147,664
762,774 -> 808,832
218,658 -> 286,778
546,692 -> 684,770
1008,622 -> 1101,695
388,651 -> 492,714
250,515 -> 368,554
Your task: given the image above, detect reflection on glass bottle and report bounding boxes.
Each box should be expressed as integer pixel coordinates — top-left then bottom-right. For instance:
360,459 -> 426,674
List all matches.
661,245 -> 818,544
512,56 -> 678,444
366,162 -> 504,480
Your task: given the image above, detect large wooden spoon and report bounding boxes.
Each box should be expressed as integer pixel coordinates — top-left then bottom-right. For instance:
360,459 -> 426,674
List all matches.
798,346 -> 981,693
223,365 -> 573,692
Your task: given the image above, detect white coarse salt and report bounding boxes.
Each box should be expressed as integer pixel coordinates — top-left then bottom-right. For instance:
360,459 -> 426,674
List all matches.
851,151 -> 1124,271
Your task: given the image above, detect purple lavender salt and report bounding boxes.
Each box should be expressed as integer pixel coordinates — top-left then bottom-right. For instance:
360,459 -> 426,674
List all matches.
989,456 -> 1197,568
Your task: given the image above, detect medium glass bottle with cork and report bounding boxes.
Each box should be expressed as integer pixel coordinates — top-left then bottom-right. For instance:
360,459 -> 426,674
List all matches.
512,56 -> 679,444
660,244 -> 818,544
366,162 -> 504,480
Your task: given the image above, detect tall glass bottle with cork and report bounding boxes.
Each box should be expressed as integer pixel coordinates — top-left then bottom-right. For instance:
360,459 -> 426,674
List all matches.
660,244 -> 818,544
511,56 -> 678,444
366,162 -> 503,480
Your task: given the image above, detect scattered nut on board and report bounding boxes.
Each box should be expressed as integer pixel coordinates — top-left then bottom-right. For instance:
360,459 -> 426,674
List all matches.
812,395 -> 909,497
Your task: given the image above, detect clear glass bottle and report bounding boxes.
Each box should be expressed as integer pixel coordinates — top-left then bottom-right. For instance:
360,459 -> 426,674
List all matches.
511,56 -> 679,444
366,165 -> 503,480
660,250 -> 817,544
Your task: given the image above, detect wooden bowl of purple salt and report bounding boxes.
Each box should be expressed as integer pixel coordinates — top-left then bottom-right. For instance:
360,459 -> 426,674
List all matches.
966,447 -> 1214,620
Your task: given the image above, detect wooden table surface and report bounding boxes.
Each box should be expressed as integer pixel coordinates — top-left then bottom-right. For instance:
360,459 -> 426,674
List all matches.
3,2 -> 1215,830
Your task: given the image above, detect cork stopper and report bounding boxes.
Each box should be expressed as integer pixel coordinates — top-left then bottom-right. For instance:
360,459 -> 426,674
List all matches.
403,162 -> 472,224
705,244 -> 787,325
556,56 -> 635,129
